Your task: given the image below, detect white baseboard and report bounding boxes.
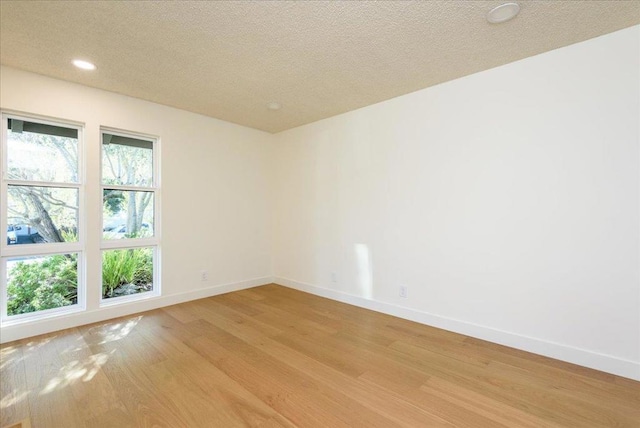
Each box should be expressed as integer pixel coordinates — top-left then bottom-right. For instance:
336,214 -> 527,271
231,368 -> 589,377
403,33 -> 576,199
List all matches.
274,276 -> 640,381
0,276 -> 273,344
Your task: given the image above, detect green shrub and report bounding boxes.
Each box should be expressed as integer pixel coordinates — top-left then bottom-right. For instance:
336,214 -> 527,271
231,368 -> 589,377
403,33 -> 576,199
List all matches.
102,248 -> 153,298
102,249 -> 137,297
133,248 -> 153,285
7,254 -> 77,315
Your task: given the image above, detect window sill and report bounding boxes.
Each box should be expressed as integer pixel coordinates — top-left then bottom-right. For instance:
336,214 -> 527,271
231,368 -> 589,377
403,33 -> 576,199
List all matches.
1,304 -> 86,327
99,290 -> 160,308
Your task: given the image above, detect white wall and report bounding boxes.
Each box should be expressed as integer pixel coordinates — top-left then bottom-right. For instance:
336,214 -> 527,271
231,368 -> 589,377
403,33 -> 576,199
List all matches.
273,26 -> 640,380
0,66 -> 275,342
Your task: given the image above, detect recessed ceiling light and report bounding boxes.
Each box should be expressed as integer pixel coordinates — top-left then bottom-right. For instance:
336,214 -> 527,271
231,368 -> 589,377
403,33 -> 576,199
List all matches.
487,3 -> 520,24
72,59 -> 96,70
266,102 -> 282,111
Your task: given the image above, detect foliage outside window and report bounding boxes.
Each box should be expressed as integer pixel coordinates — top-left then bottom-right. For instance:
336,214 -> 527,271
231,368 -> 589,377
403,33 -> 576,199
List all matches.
6,254 -> 78,315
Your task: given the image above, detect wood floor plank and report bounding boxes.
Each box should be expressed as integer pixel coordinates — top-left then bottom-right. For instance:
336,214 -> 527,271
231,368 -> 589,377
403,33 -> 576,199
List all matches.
1,284 -> 638,427
421,376 -> 565,428
464,336 -> 620,384
253,335 -> 456,427
187,330 -> 403,427
168,356 -> 284,426
385,339 -> 605,426
238,292 -> 345,333
485,359 -> 640,416
20,333 -> 86,428
162,303 -> 201,324
190,297 -> 284,339
464,337 -> 640,405
49,329 -> 128,424
0,343 -> 29,427
91,345 -> 190,427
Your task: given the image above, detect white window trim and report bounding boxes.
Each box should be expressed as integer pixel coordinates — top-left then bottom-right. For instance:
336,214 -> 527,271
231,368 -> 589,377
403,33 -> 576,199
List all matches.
99,127 -> 161,306
0,112 -> 86,325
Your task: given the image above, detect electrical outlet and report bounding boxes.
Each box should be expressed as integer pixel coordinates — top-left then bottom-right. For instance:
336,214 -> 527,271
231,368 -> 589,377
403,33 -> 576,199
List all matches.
331,272 -> 338,283
399,285 -> 408,298
200,270 -> 209,282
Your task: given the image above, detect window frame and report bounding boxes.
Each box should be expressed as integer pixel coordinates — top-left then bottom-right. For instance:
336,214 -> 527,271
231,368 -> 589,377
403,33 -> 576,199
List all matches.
99,127 -> 160,306
0,112 -> 86,324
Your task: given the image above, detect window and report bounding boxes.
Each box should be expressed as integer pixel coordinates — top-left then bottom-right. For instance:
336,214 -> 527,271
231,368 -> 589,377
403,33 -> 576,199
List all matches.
1,115 -> 84,321
1,116 -> 161,324
101,130 -> 159,303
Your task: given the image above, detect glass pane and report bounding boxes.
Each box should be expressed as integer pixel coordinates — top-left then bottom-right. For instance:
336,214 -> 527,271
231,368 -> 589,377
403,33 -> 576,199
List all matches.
5,253 -> 78,316
102,248 -> 153,299
7,121 -> 78,183
102,134 -> 153,187
7,185 -> 79,244
103,190 -> 154,239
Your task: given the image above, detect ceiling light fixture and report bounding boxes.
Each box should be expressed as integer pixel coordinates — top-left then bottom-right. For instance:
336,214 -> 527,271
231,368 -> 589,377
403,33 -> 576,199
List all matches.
486,3 -> 520,24
72,59 -> 96,70
266,102 -> 282,111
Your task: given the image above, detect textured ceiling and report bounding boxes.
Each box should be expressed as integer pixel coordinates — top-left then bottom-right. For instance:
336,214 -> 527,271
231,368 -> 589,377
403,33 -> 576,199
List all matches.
1,1 -> 639,133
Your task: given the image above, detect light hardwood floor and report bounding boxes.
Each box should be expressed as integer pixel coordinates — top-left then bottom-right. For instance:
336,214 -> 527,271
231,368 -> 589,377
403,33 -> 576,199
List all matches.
1,284 -> 639,427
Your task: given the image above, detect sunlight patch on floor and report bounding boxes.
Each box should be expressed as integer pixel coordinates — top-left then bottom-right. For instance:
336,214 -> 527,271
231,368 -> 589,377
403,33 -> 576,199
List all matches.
39,350 -> 113,395
0,391 -> 28,410
101,316 -> 142,344
83,315 -> 143,345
